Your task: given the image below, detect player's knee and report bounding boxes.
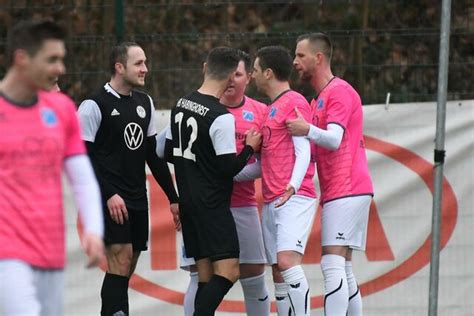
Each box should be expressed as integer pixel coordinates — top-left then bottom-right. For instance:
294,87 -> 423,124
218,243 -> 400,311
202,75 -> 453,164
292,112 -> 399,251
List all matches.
107,248 -> 133,275
276,253 -> 299,272
226,267 -> 240,283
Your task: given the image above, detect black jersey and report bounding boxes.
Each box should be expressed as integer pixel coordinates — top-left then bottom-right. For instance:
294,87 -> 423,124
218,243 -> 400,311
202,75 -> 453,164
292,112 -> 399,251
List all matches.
169,91 -> 238,211
78,83 -> 156,202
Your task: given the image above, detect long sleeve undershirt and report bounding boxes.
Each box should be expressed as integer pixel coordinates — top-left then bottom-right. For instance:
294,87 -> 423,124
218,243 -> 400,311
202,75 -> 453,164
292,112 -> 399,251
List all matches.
307,123 -> 344,151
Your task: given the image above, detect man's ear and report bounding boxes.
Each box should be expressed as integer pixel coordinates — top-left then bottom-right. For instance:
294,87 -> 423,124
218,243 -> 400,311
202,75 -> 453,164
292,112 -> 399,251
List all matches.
264,68 -> 273,80
315,51 -> 325,65
202,62 -> 207,75
14,49 -> 30,67
115,62 -> 125,75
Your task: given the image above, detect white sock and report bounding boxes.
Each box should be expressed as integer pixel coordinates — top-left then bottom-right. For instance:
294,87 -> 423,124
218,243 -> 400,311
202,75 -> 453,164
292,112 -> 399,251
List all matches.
321,254 -> 348,316
281,265 -> 310,316
240,273 -> 270,316
275,282 -> 291,316
345,261 -> 362,316
184,271 -> 198,316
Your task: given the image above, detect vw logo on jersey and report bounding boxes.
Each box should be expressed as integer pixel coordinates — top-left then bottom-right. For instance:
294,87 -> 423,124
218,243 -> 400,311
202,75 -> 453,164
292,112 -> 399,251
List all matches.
40,107 -> 58,127
317,99 -> 324,109
242,110 -> 254,121
136,105 -> 146,118
124,122 -> 143,150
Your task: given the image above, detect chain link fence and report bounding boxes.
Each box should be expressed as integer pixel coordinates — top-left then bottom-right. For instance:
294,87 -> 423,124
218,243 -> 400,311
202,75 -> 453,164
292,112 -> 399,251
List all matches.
1,0 -> 472,108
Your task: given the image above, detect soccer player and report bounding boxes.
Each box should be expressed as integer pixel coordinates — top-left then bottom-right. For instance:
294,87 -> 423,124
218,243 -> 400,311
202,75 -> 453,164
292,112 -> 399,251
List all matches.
288,33 -> 374,316
0,20 -> 104,316
164,47 -> 262,316
78,42 -> 179,316
176,50 -> 270,316
246,45 -> 317,316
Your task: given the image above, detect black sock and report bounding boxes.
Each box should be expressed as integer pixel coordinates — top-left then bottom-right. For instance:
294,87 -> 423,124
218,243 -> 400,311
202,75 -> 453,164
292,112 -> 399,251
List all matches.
194,282 -> 207,312
194,275 -> 234,316
100,272 -> 129,315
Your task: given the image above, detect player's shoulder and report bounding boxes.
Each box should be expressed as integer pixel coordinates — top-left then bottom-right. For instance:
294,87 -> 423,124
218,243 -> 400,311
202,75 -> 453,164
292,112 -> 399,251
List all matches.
327,78 -> 361,104
244,95 -> 267,109
39,90 -> 76,112
275,90 -> 309,111
328,78 -> 357,95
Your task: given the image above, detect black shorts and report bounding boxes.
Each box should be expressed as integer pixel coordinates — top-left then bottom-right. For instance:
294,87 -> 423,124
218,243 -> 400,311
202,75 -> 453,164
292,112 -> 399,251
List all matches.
180,207 -> 239,261
103,204 -> 149,251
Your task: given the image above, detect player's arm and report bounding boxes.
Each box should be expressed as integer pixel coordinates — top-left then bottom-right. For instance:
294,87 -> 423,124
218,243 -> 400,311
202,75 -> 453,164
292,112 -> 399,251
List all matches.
77,99 -> 118,200
146,135 -> 179,204
286,107 -> 344,151
146,104 -> 178,203
78,99 -> 128,225
233,154 -> 262,182
211,114 -> 261,178
307,123 -> 344,151
64,154 -> 105,267
275,136 -> 311,207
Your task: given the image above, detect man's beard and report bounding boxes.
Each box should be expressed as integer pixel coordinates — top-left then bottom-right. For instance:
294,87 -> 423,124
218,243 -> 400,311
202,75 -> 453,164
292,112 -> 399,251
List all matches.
300,71 -> 312,82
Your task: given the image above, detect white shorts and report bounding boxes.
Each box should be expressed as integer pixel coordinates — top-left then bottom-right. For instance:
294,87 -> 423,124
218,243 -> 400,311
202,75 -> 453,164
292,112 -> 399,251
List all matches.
0,259 -> 64,316
262,195 -> 317,265
180,206 -> 267,269
321,195 -> 372,251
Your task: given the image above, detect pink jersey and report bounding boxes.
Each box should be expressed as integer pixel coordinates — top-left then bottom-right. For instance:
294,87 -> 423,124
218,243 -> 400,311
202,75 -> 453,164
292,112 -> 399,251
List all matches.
311,77 -> 373,204
226,96 -> 268,207
0,91 -> 86,269
261,90 -> 316,202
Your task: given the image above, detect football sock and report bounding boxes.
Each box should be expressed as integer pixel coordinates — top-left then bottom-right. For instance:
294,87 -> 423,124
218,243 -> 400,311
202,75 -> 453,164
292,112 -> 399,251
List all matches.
281,265 -> 310,316
100,273 -> 129,316
184,271 -> 198,316
321,254 -> 348,316
194,281 -> 207,312
345,261 -> 362,316
275,282 -> 292,315
240,273 -> 270,316
194,274 -> 233,316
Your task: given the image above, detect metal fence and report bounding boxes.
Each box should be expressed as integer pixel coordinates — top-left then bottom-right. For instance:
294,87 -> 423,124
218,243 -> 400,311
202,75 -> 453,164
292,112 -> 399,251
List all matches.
0,0 -> 472,108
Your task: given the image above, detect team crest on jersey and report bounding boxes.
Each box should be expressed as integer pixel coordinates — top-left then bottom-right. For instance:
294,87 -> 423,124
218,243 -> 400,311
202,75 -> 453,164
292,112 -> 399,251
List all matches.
242,110 -> 254,121
317,99 -> 324,109
40,107 -> 58,127
269,106 -> 277,119
136,105 -> 146,118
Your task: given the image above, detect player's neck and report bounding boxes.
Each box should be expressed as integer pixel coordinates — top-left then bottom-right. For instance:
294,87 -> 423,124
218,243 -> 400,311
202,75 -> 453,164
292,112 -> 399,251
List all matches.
313,69 -> 334,94
220,94 -> 244,108
267,80 -> 291,103
198,79 -> 226,99
109,77 -> 133,96
0,71 -> 38,104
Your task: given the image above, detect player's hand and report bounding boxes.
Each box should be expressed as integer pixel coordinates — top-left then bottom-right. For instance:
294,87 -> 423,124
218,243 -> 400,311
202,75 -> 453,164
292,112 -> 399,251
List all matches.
245,127 -> 262,152
170,203 -> 181,231
286,107 -> 310,136
107,194 -> 128,225
81,233 -> 105,268
275,184 -> 295,208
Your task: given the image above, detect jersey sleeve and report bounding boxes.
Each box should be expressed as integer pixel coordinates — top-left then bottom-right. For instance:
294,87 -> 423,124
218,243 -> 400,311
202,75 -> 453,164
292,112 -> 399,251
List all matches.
77,99 -> 102,142
64,99 -> 86,158
147,95 -> 158,136
209,113 -> 237,156
326,86 -> 352,129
